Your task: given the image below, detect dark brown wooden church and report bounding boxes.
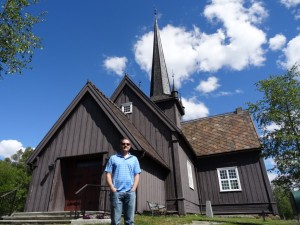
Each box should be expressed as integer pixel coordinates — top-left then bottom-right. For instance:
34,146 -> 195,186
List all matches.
25,17 -> 278,215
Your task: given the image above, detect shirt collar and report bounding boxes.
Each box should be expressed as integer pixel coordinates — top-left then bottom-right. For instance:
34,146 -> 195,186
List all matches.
116,152 -> 132,158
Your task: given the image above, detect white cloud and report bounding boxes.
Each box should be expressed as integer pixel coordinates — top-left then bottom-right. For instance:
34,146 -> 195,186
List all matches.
0,140 -> 24,159
264,122 -> 281,132
280,0 -> 300,20
202,0 -> 267,70
295,9 -> 300,20
103,56 -> 128,76
134,26 -> 201,88
265,157 -> 276,167
181,97 -> 209,121
269,34 -> 286,51
134,0 -> 268,87
196,76 -> 220,93
235,89 -> 243,94
214,89 -> 243,97
267,172 -> 277,182
280,0 -> 300,8
264,158 -> 277,182
279,35 -> 300,69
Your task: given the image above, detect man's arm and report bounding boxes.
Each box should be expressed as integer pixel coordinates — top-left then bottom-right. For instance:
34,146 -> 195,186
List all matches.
106,172 -> 116,192
131,173 -> 140,192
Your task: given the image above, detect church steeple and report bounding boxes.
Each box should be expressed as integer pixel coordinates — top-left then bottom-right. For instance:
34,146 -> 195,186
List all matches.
149,12 -> 185,127
150,14 -> 171,99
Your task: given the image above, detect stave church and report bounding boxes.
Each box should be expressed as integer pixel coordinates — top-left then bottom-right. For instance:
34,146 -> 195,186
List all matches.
25,16 -> 278,215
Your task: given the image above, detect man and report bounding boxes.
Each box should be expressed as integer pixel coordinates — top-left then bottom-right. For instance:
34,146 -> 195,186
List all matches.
105,138 -> 141,225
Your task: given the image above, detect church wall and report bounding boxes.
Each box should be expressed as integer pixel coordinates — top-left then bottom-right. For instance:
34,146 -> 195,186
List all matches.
155,100 -> 181,128
197,150 -> 276,214
25,93 -> 123,212
177,146 -> 200,214
137,156 -> 167,213
113,86 -> 179,207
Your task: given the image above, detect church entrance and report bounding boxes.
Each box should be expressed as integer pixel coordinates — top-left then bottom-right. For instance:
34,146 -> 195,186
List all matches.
61,155 -> 103,211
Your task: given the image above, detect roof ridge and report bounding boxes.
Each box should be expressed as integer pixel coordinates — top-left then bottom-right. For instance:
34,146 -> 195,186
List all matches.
181,108 -> 247,124
113,75 -> 182,132
88,81 -> 123,113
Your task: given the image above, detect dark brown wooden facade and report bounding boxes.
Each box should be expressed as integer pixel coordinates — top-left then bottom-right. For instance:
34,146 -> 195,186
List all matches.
197,151 -> 276,214
25,16 -> 277,215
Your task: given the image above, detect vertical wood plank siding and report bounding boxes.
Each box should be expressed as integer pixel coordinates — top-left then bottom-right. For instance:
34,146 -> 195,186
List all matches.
48,160 -> 65,211
113,87 -> 179,210
25,94 -> 123,212
197,151 -> 274,214
178,148 -> 200,213
138,157 -> 167,213
113,86 -> 201,214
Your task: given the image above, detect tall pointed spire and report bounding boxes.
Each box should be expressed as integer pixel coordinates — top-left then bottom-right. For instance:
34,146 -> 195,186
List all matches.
150,12 -> 171,98
149,11 -> 185,126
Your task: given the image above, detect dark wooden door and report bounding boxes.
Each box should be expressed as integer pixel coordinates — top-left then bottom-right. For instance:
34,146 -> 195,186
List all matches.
62,156 -> 102,211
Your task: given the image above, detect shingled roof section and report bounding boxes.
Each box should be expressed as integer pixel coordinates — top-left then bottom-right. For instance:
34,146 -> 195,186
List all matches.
181,108 -> 261,157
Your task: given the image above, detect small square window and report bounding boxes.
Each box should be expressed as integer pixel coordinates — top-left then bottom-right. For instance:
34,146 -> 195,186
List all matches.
217,167 -> 241,192
121,102 -> 133,114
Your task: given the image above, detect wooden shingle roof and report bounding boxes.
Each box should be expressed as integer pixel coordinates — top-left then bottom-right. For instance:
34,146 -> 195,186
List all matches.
181,108 -> 261,157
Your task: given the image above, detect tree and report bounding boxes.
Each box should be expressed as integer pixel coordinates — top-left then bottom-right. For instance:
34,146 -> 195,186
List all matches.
0,0 -> 44,77
248,65 -> 300,191
272,185 -> 294,220
0,147 -> 33,211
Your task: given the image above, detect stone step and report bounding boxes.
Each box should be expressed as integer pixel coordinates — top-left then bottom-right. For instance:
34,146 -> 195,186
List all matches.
0,219 -> 71,224
0,211 -> 110,224
2,211 -> 75,220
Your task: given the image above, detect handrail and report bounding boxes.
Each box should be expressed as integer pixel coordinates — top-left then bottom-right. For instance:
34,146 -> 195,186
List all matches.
0,189 -> 17,218
75,184 -> 104,195
74,184 -> 110,219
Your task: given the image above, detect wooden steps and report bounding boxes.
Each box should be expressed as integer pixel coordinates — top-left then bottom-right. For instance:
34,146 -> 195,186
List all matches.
0,211 -> 75,224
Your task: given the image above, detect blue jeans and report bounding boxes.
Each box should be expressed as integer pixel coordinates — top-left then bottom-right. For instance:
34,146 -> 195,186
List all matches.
110,191 -> 136,225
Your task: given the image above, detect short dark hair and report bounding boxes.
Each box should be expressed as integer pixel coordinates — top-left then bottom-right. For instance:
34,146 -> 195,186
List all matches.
120,137 -> 130,144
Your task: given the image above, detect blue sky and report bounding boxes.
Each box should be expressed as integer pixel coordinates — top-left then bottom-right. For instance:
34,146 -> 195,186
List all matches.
1,0 -> 300,180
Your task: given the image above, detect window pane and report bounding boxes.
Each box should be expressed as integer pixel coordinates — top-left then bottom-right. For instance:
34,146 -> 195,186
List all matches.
221,180 -> 230,190
124,105 -> 131,113
228,169 -> 237,179
220,170 -> 228,179
187,161 -> 194,189
121,102 -> 132,114
230,180 -> 239,189
218,167 -> 241,192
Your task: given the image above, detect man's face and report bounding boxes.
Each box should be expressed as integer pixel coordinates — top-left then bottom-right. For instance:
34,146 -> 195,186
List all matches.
121,139 -> 131,152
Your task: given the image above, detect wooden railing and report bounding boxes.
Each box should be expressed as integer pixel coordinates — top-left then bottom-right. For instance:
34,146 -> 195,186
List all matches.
0,189 -> 17,218
74,184 -> 110,218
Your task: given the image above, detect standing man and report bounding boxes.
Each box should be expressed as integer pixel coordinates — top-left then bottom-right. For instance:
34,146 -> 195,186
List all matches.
105,138 -> 141,225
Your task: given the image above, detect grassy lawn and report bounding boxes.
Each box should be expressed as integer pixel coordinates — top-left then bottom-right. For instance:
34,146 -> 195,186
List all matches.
96,214 -> 299,225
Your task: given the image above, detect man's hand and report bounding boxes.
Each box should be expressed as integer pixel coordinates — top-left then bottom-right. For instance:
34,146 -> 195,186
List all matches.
106,172 -> 117,192
131,174 -> 140,192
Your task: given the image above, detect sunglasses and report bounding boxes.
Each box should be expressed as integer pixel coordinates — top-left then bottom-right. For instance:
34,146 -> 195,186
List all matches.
121,143 -> 131,146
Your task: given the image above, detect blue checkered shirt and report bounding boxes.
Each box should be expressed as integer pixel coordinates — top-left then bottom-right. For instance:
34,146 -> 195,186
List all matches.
105,153 -> 141,192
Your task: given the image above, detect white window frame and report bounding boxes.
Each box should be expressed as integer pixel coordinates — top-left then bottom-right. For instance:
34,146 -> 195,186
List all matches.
217,167 -> 242,192
121,102 -> 133,114
187,160 -> 194,190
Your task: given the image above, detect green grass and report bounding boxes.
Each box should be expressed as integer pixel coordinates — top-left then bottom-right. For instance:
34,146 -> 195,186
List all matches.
96,214 -> 299,225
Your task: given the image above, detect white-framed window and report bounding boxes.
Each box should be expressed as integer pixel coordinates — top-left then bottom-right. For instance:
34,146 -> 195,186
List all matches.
187,160 -> 194,190
217,167 -> 241,192
121,102 -> 133,114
